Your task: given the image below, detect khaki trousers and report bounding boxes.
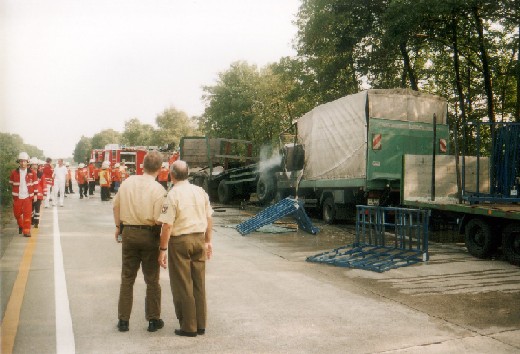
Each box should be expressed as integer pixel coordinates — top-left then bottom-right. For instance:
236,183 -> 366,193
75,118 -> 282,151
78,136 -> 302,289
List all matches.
168,233 -> 206,333
118,228 -> 161,321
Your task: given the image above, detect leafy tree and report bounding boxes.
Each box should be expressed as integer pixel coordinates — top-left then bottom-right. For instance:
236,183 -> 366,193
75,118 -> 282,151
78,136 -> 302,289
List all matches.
91,129 -> 121,149
201,61 -> 260,141
73,136 -> 92,164
121,118 -> 155,146
154,107 -> 199,149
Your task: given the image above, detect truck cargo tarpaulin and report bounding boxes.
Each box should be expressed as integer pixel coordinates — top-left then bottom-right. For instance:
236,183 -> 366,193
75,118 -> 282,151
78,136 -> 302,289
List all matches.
297,89 -> 447,181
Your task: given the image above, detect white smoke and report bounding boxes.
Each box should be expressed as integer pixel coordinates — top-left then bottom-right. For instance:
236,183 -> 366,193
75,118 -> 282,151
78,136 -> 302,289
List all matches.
258,144 -> 282,173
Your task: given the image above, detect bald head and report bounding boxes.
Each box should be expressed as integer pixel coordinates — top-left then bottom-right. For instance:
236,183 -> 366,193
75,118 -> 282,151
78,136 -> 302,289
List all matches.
170,160 -> 189,181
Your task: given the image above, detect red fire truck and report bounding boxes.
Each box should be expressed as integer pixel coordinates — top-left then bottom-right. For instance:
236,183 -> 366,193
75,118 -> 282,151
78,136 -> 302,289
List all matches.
90,144 -> 178,176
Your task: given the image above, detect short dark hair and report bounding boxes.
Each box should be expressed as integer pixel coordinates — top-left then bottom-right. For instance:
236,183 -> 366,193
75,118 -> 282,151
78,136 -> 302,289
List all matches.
143,151 -> 163,173
170,160 -> 189,181
46,157 -> 52,163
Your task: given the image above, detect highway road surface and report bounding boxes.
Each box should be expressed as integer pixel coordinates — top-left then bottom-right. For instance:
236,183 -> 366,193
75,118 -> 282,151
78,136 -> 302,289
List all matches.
1,191 -> 519,353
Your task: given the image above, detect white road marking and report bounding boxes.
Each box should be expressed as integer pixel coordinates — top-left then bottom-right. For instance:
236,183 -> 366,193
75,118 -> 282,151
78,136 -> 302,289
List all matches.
53,207 -> 76,353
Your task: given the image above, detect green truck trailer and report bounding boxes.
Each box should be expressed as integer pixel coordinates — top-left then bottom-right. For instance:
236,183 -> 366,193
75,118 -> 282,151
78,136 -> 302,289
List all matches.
268,89 -> 450,223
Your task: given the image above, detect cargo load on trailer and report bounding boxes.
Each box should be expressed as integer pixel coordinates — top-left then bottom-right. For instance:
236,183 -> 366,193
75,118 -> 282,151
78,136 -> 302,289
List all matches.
268,88 -> 449,223
403,122 -> 520,265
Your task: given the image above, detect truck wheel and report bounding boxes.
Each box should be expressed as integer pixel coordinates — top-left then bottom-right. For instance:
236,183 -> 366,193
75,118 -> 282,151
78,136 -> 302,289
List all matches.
202,176 -> 217,201
322,197 -> 336,224
256,174 -> 276,205
502,223 -> 520,265
465,218 -> 495,258
218,180 -> 233,204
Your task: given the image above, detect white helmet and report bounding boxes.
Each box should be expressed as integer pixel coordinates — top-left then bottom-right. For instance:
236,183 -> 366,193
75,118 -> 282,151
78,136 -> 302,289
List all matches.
78,163 -> 85,168
18,152 -> 30,161
65,162 -> 70,167
29,157 -> 39,165
101,161 -> 110,169
89,158 -> 95,163
162,162 -> 169,168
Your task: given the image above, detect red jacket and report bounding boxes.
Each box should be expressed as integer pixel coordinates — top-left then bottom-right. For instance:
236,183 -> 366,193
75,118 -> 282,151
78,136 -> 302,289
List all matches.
9,168 -> 37,201
76,167 -> 88,184
157,167 -> 169,182
42,163 -> 54,185
34,169 -> 47,200
87,164 -> 95,181
111,167 -> 121,182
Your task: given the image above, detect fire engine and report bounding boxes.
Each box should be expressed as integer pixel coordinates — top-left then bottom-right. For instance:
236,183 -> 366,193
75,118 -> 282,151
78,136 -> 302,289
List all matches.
90,144 -> 178,176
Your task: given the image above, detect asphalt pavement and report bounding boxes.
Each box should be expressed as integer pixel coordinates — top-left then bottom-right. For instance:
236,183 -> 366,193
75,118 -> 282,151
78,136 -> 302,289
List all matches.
1,190 -> 519,353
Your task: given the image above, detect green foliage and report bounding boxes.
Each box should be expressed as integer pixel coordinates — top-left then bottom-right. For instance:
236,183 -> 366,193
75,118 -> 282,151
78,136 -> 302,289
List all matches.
91,129 -> 121,149
121,119 -> 156,146
0,133 -> 44,207
201,61 -> 260,141
73,136 -> 93,164
154,107 -> 200,148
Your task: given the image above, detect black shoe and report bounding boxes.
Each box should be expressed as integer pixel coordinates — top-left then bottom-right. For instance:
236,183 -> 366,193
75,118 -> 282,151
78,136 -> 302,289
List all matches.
117,320 -> 129,332
80,196 -> 83,199
23,233 -> 31,237
19,227 -> 22,234
197,328 -> 205,335
174,329 -> 197,337
147,319 -> 164,332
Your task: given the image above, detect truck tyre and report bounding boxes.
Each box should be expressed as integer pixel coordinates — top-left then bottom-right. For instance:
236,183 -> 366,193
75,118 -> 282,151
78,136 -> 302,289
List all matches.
322,197 -> 336,224
465,218 -> 495,258
502,223 -> 520,265
218,180 -> 233,204
256,174 -> 276,205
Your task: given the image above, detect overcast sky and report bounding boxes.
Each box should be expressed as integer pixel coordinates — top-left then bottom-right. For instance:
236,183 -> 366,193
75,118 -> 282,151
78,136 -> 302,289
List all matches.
1,0 -> 300,158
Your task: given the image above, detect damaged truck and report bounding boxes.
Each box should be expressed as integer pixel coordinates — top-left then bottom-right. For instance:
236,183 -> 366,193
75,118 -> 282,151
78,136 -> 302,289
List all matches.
179,136 -> 281,204
264,88 -> 450,223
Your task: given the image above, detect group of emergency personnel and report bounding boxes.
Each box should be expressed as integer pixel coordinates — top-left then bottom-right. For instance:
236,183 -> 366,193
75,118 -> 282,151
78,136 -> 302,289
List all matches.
9,151 -> 175,238
9,152 -> 64,237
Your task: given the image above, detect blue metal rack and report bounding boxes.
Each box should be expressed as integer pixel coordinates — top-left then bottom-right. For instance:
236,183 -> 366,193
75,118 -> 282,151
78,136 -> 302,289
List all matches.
307,206 -> 429,272
236,197 -> 319,236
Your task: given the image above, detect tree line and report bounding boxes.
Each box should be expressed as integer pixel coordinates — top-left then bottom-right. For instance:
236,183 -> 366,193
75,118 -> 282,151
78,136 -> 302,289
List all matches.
200,0 -> 520,154
75,0 -> 518,157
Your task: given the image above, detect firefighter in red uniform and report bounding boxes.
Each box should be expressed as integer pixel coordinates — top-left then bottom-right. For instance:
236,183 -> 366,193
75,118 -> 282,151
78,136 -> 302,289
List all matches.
42,157 -> 54,208
29,157 -> 46,228
9,152 -> 37,237
99,161 -> 112,201
111,162 -> 122,193
87,158 -> 96,196
156,162 -> 170,190
76,163 -> 89,199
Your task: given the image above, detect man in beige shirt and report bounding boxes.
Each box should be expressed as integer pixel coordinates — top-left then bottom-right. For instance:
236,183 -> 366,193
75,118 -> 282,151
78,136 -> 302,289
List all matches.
158,160 -> 213,337
113,150 -> 166,333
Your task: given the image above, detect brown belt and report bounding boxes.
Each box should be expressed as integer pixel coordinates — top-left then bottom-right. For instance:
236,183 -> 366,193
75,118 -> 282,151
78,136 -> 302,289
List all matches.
124,225 -> 155,231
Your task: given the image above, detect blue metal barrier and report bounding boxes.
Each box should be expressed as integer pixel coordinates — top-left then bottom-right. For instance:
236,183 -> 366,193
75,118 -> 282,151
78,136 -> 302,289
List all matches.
307,206 -> 429,272
236,197 -> 319,236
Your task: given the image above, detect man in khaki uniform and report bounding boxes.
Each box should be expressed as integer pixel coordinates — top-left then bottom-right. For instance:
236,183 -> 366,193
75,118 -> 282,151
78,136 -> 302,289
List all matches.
158,160 -> 213,337
113,150 -> 166,333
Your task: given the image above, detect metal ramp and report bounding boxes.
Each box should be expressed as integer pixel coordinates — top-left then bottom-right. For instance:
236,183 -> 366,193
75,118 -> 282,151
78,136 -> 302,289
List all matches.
307,206 -> 429,272
236,197 -> 319,235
